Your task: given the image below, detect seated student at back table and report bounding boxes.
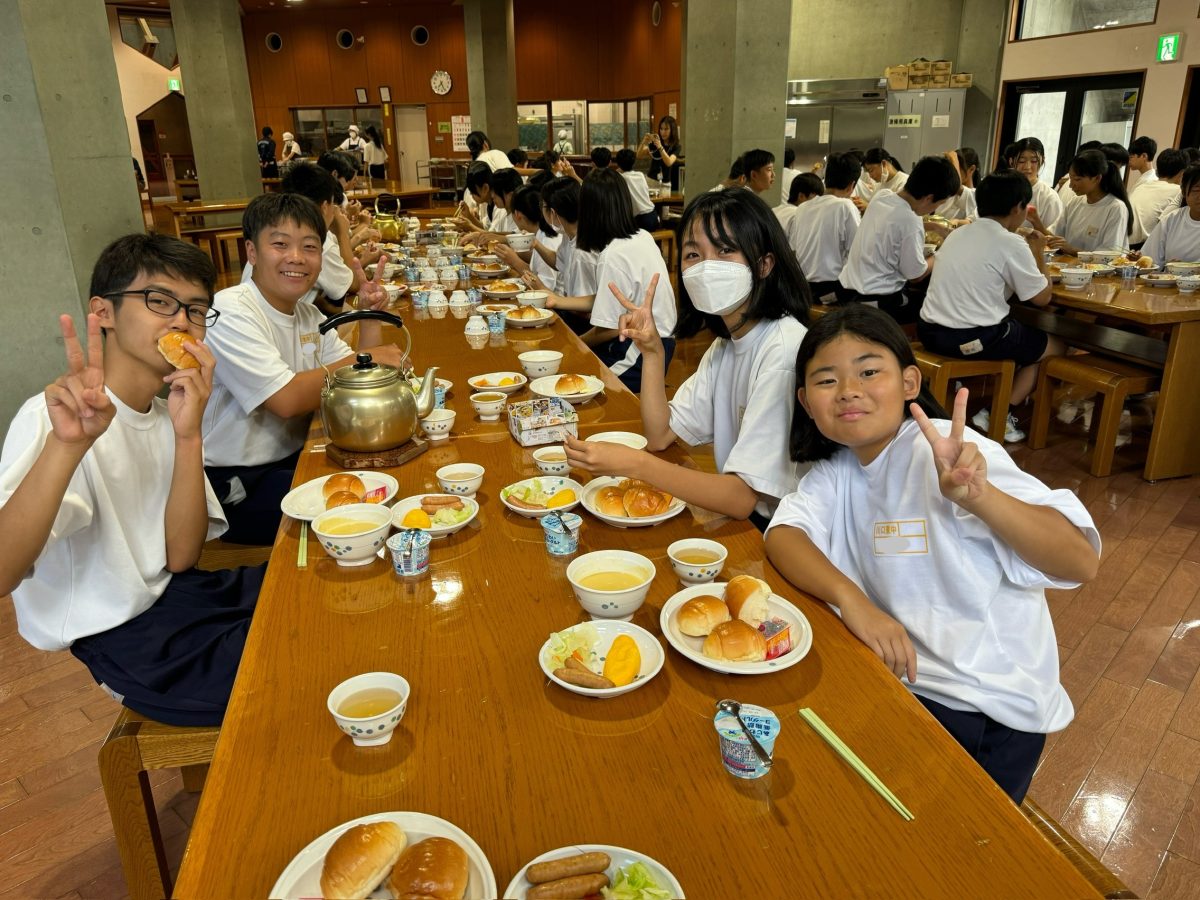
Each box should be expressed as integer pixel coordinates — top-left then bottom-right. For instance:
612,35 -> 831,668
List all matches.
455,164 -> 522,237
614,147 -> 659,232
1130,148 -> 1186,246
773,172 -> 823,230
1142,163 -> 1200,265
202,193 -> 404,545
742,149 -> 776,197
838,155 -> 960,324
787,152 -> 861,305
491,182 -> 563,291
1048,148 -> 1134,254
523,177 -> 598,337
0,234 -> 265,727
917,171 -> 1062,444
765,305 -> 1100,802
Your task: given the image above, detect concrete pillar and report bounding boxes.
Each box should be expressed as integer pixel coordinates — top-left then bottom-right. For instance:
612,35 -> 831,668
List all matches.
958,0 -> 1010,166
462,0 -> 518,151
683,0 -> 794,204
0,0 -> 144,430
171,0 -> 260,200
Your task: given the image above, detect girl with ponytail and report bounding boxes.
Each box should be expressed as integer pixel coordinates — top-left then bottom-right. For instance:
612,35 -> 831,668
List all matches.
862,147 -> 909,203
1048,148 -> 1133,253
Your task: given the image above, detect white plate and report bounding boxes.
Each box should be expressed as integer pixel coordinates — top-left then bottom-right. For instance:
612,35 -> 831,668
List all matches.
1140,273 -> 1178,287
281,472 -> 400,522
581,476 -> 686,529
538,621 -> 665,698
468,263 -> 510,278
1079,263 -> 1115,275
390,494 -> 479,538
499,476 -> 584,518
482,283 -> 525,298
269,811 -> 497,900
476,303 -> 518,314
586,431 -> 649,450
528,374 -> 605,404
503,844 -> 684,899
504,308 -> 556,329
467,371 -> 527,395
659,582 -> 813,675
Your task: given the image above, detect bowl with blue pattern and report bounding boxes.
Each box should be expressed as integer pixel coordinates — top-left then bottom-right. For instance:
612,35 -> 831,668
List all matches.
326,672 -> 410,747
311,503 -> 393,567
566,550 -> 655,622
667,538 -> 728,586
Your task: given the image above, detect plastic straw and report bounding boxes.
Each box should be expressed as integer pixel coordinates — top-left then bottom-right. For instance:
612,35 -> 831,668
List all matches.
799,707 -> 913,821
298,522 -> 308,569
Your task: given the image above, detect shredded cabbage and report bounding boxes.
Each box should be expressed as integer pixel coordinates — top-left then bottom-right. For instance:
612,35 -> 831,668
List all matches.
432,506 -> 471,526
544,623 -> 599,670
601,862 -> 671,900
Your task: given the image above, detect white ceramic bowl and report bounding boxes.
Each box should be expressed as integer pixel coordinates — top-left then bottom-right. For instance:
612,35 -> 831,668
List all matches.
464,252 -> 499,265
428,298 -> 449,318
467,372 -> 527,395
518,350 -> 563,378
585,431 -> 649,450
311,503 -> 394,567
419,408 -> 456,442
1178,275 -> 1200,293
469,263 -> 510,279
436,463 -> 484,497
505,232 -> 536,252
391,494 -> 479,538
470,392 -> 507,421
538,621 -> 665,698
531,446 -> 570,476
1060,267 -> 1093,291
499,476 -> 584,518
383,283 -> 406,302
326,672 -> 410,746
566,550 -> 656,621
516,290 -> 548,309
1166,261 -> 1200,277
666,538 -> 729,586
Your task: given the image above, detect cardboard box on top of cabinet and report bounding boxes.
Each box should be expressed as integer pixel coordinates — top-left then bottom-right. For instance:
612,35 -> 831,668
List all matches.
907,57 -> 932,76
884,65 -> 909,90
908,74 -> 931,89
950,73 -> 974,88
931,73 -> 951,87
931,59 -> 953,75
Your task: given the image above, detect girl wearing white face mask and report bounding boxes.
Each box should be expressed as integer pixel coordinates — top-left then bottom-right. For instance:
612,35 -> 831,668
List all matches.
565,190 -> 812,525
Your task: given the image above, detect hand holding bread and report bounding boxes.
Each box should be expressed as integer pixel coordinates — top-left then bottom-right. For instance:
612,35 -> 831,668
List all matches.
160,330 -> 215,441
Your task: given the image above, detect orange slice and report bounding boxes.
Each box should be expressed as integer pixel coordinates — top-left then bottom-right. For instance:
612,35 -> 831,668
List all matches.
546,489 -> 576,508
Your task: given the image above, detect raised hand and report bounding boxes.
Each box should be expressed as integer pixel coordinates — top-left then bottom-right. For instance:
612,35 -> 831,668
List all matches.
45,314 -> 114,445
164,336 -> 215,440
613,274 -> 663,355
354,253 -> 390,310
909,387 -> 988,505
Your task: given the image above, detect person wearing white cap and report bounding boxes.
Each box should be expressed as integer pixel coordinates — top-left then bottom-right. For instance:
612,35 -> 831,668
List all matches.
553,129 -> 574,155
280,132 -> 301,164
337,124 -> 363,153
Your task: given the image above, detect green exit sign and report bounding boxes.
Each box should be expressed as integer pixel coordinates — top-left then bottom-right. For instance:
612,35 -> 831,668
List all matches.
167,78 -> 181,91
1157,33 -> 1181,63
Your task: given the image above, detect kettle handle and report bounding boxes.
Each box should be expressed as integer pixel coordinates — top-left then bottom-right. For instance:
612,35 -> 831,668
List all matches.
319,309 -> 405,333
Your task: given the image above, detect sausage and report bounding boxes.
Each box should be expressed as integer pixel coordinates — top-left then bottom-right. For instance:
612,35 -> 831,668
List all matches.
553,667 -> 615,690
506,494 -> 546,510
526,873 -> 610,898
526,852 -> 611,884
563,656 -> 590,673
420,495 -> 463,509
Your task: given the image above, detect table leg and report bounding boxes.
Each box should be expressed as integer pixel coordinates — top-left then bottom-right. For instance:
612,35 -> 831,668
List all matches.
1144,320 -> 1200,480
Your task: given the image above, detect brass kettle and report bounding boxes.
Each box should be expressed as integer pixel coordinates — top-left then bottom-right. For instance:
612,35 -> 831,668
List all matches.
317,310 -> 438,452
374,193 -> 405,242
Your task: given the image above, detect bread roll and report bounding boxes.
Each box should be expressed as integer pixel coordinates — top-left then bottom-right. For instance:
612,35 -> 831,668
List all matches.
702,619 -> 767,662
725,575 -> 771,628
386,837 -> 469,899
555,374 -> 588,395
677,594 -> 731,636
510,305 -> 542,320
320,821 -> 408,900
323,473 -> 366,501
157,332 -> 200,370
593,486 -> 628,517
622,487 -> 671,518
325,490 -> 362,510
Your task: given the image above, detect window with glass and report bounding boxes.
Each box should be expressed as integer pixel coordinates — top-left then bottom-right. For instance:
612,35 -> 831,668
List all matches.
291,107 -> 381,158
117,10 -> 179,70
551,100 -> 586,154
518,103 -> 550,151
1015,0 -> 1157,40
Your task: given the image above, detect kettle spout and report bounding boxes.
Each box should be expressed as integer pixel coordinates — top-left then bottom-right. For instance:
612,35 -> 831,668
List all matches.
414,366 -> 440,417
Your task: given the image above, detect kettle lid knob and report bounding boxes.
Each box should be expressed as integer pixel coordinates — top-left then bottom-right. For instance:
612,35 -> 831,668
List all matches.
353,353 -> 376,370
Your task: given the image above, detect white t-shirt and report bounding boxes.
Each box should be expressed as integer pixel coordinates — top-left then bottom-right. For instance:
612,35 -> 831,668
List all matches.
362,139 -> 387,166
240,230 -> 351,305
853,172 -> 876,203
1056,193 -> 1130,251
488,208 -> 516,235
669,317 -> 808,518
478,149 -> 514,172
786,194 -> 859,283
590,230 -> 677,376
558,234 -> 599,297
0,394 -> 226,650
1129,168 -> 1157,193
1057,178 -> 1081,213
1141,205 -> 1200,264
1031,179 -> 1064,233
779,167 -> 800,203
532,228 -> 562,291
921,218 -> 1049,329
1130,180 -> 1181,244
203,279 -> 353,468
772,203 -> 798,231
936,186 -> 977,221
621,171 -> 654,216
839,190 -> 926,296
766,418 -> 1099,733
867,170 -> 908,203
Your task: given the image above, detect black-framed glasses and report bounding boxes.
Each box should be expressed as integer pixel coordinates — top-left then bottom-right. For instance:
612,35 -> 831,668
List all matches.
103,289 -> 219,327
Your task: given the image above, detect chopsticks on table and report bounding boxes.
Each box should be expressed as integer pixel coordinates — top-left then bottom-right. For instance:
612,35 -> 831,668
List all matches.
297,522 -> 308,568
798,707 -> 914,821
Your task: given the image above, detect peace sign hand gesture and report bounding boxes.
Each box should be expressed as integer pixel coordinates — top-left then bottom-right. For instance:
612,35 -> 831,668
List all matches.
909,387 -> 988,506
355,253 -> 390,310
614,274 -> 664,357
45,314 -> 114,446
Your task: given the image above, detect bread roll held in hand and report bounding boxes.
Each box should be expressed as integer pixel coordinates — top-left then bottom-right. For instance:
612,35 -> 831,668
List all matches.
724,574 -> 771,628
677,594 -> 731,636
555,374 -> 588,395
157,332 -> 200,370
323,473 -> 366,502
702,619 -> 767,662
320,821 -> 408,900
387,837 -> 469,899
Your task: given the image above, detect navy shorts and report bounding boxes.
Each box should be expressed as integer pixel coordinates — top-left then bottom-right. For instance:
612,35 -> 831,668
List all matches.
843,288 -> 921,325
916,694 -> 1046,803
807,279 -> 853,305
206,450 -> 300,546
71,565 -> 265,727
594,337 -> 676,394
917,317 -> 1049,368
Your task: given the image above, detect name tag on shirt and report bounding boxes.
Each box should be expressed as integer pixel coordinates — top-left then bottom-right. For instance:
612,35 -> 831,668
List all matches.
873,519 -> 929,555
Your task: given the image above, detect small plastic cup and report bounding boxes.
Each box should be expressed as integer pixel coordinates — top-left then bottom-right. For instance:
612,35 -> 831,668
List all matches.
466,287 -> 483,304
433,383 -> 447,409
486,312 -> 506,334
714,703 -> 780,779
386,530 -> 431,578
412,289 -> 429,309
541,512 -> 582,556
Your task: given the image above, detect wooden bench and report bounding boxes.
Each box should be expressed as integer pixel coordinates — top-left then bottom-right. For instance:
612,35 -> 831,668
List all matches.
1028,353 -> 1160,477
1021,798 -> 1137,898
650,227 -> 678,294
911,344 -> 1015,444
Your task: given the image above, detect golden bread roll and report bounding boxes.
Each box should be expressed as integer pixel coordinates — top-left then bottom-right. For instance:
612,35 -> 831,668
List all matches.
320,821 -> 408,900
622,486 -> 672,518
724,574 -> 771,628
325,490 -> 362,510
677,594 -> 731,636
1136,255 -> 1154,268
616,478 -> 654,492
555,374 -> 588,395
510,305 -> 542,320
593,486 -> 628,517
386,837 -> 469,900
157,332 -> 200,370
323,473 -> 366,502
702,619 -> 767,662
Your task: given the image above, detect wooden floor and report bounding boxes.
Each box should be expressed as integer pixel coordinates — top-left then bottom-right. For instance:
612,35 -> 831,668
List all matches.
3,331 -> 1200,898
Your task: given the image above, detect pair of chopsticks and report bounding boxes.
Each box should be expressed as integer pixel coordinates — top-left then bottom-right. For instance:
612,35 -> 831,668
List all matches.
297,522 -> 308,568
798,707 -> 913,821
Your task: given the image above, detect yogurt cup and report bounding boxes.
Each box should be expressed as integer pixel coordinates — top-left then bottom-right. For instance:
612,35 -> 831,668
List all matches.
714,703 -> 780,779
541,512 -> 582,556
386,530 -> 431,578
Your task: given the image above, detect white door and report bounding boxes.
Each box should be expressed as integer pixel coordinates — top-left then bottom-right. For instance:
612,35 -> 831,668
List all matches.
390,105 -> 429,190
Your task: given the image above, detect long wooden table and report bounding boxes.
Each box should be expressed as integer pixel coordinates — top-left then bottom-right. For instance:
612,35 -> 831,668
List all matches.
173,287 -> 1099,898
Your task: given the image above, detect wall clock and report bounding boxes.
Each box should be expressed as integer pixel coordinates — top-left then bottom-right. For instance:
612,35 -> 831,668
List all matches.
431,70 -> 452,95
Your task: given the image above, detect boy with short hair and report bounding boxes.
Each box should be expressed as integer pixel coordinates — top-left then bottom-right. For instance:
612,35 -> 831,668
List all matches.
1127,136 -> 1158,193
614,147 -> 659,231
774,171 -> 823,229
742,149 -> 776,195
0,233 -> 263,726
203,193 -> 402,545
1131,147 -> 1185,244
786,152 -> 861,303
779,147 -> 800,204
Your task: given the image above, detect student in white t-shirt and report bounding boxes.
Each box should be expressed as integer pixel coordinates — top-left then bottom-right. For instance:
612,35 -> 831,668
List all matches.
202,194 -> 406,545
1142,164 -> 1200,264
787,152 -> 861,304
1130,148 -> 1186,245
779,147 -> 801,204
1126,136 -> 1158,194
839,155 -> 960,324
565,188 -> 810,525
1010,138 -> 1064,234
455,164 -> 522,240
521,178 -> 598,336
773,171 -> 824,231
918,172 -> 1063,443
465,130 -> 517,174
862,148 -> 909,204
614,147 -> 659,231
491,180 -> 564,291
936,147 -> 980,224
1048,148 -> 1134,253
0,233 -> 265,726
765,305 -> 1100,802
742,149 -> 776,197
